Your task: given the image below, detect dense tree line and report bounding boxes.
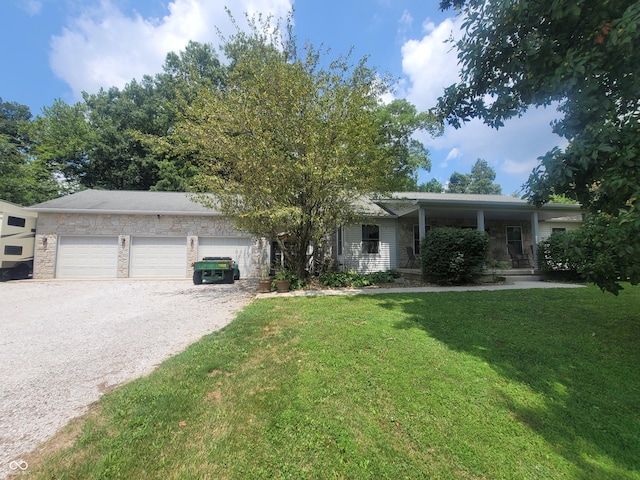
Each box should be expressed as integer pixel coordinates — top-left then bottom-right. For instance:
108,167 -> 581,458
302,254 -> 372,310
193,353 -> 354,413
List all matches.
2,33 -> 436,207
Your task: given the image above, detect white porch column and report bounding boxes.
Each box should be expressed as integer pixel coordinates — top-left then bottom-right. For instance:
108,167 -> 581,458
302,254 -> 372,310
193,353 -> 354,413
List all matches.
476,210 -> 485,232
531,211 -> 539,267
419,207 -> 427,240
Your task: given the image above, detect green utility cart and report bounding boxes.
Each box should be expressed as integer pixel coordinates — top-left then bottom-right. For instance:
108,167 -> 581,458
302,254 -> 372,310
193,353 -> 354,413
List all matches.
192,257 -> 240,285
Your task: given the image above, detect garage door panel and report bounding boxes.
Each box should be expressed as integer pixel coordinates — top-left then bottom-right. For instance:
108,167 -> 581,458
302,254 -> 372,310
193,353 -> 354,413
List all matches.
56,236 -> 118,278
130,237 -> 187,278
198,237 -> 253,277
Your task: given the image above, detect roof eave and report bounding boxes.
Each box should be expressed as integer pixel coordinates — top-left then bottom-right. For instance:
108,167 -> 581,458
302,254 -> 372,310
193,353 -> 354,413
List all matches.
28,208 -> 222,216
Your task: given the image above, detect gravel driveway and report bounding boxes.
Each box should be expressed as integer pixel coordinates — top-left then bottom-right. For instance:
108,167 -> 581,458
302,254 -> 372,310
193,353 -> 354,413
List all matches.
0,278 -> 257,478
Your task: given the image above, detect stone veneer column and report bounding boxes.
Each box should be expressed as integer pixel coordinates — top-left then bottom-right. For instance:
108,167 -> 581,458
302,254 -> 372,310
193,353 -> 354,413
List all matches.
118,235 -> 131,278
187,235 -> 198,274
33,233 -> 57,279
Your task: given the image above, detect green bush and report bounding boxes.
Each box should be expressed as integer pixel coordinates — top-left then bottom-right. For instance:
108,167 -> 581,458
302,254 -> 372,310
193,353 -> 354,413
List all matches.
537,230 -> 580,273
272,269 -> 306,290
318,269 -> 401,288
420,228 -> 489,285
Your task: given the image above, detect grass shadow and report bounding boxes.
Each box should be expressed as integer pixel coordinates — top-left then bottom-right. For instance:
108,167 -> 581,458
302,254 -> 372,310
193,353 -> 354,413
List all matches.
374,287 -> 640,478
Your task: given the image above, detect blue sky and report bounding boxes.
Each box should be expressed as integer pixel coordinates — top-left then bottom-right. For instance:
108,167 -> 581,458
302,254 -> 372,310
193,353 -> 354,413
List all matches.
1,0 -> 564,195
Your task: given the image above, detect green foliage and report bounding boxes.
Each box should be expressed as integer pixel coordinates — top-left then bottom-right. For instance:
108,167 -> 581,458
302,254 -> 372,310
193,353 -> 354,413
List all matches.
549,194 -> 579,204
421,227 -> 489,284
537,230 -> 581,273
374,99 -> 441,191
417,178 -> 444,193
447,158 -> 502,194
567,215 -> 639,295
438,0 -> 640,293
272,269 -> 306,290
27,41 -> 227,192
318,269 -> 400,288
0,97 -> 60,205
181,14 -> 438,278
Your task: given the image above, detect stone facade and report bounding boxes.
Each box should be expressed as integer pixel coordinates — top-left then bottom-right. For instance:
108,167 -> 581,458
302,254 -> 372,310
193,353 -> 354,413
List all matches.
397,218 -> 534,268
34,213 -> 266,279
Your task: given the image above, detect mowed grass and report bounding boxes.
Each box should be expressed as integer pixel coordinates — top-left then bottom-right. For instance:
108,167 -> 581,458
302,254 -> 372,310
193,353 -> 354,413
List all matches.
30,286 -> 640,479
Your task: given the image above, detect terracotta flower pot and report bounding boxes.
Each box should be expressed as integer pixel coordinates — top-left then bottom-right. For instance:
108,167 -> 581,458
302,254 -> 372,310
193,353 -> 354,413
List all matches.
257,278 -> 272,293
275,279 -> 290,293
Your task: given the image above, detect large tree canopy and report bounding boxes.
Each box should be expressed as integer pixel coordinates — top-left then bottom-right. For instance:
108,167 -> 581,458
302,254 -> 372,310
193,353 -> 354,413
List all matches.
0,98 -> 59,205
447,159 -> 502,194
177,16 -> 438,277
28,41 -> 228,192
437,0 -> 640,293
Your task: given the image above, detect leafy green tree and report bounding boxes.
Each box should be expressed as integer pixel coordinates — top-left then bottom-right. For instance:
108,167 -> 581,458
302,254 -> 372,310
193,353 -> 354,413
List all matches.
0,98 -> 59,205
374,99 -> 440,191
446,171 -> 471,194
418,178 -> 445,193
29,42 -> 227,192
437,0 -> 640,293
29,99 -> 91,189
178,15 -> 438,278
447,159 -> 502,194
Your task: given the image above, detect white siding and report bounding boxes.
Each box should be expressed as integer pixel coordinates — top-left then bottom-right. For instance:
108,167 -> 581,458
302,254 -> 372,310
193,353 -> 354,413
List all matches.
342,219 -> 397,273
130,237 -> 187,278
538,221 -> 581,241
197,237 -> 254,278
56,236 -> 118,278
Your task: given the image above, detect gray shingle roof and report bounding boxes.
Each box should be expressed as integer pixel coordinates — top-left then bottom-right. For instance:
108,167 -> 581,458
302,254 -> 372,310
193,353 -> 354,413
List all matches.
28,189 -> 581,219
29,189 -> 219,215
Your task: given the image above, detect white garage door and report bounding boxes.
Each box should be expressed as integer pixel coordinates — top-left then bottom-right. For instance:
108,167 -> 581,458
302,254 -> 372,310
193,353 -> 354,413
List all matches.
198,237 -> 253,278
130,237 -> 187,278
56,236 -> 118,278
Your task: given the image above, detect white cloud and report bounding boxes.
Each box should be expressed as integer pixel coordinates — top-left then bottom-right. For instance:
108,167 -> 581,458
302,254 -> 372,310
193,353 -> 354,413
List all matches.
21,0 -> 42,15
443,147 -> 461,166
401,16 -> 566,193
396,10 -> 413,43
399,16 -> 461,107
49,0 -> 292,100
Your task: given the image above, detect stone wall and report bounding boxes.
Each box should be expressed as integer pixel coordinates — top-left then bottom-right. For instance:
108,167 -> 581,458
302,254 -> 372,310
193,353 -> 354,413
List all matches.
397,218 -> 534,268
34,213 -> 265,279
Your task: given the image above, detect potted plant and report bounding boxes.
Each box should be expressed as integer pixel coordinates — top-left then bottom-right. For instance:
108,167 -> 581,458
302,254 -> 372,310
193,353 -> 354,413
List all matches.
273,269 -> 292,293
257,268 -> 273,293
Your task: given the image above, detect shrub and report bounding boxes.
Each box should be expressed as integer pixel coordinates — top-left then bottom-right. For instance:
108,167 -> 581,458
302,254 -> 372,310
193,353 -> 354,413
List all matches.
272,269 -> 306,290
537,230 -> 580,273
318,269 -> 401,288
420,228 -> 489,285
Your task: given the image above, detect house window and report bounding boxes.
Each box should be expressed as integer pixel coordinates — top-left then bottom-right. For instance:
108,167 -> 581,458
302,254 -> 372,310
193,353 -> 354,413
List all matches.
7,216 -> 26,228
413,225 -> 430,255
552,227 -> 567,234
362,225 -> 380,254
337,226 -> 343,256
506,226 -> 523,255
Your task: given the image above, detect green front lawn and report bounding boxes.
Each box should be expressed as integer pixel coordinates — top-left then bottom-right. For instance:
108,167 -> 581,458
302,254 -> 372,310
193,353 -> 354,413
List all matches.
31,286 -> 640,479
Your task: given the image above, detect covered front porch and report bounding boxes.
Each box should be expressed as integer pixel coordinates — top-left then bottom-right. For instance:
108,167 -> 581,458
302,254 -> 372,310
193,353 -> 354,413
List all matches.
374,193 -> 582,274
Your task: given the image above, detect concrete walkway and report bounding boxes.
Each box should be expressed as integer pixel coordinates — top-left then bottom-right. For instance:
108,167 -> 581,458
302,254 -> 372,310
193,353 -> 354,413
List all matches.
257,280 -> 585,298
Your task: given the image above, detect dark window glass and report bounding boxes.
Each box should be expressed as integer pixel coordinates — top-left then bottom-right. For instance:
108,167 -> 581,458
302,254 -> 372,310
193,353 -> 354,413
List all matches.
4,245 -> 23,255
362,225 -> 380,254
7,216 -> 26,228
506,226 -> 523,255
